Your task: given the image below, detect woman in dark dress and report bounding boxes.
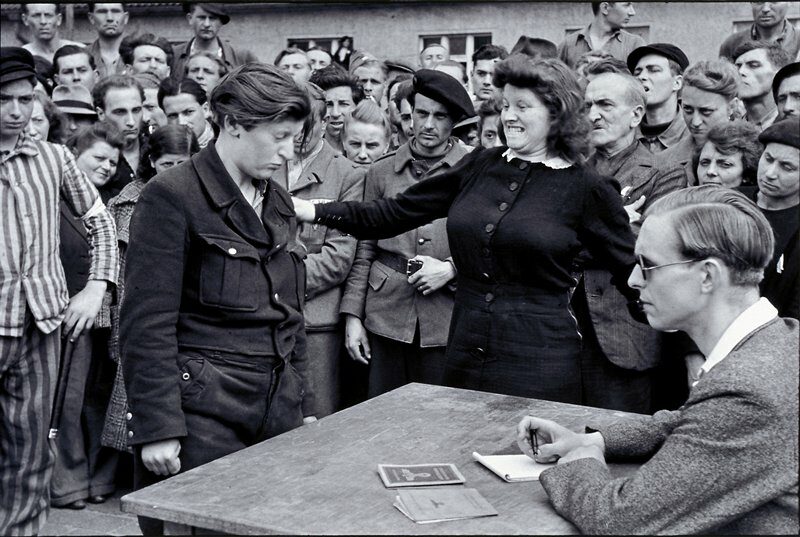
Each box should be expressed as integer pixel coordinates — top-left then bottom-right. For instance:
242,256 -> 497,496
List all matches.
294,55 -> 642,403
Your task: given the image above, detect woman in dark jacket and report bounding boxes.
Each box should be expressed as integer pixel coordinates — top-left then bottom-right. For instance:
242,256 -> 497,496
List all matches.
120,64 -> 313,534
295,55 -> 643,403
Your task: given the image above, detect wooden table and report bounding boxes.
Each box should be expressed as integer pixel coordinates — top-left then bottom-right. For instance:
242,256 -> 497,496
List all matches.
121,383 -> 643,534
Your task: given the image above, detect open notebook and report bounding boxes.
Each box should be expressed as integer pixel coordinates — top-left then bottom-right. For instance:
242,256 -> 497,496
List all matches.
472,451 -> 554,482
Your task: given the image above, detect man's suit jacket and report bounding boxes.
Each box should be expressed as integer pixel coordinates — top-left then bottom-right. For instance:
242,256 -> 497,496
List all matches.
339,140 -> 467,348
540,316 -> 799,534
581,141 -> 687,370
274,142 -> 366,331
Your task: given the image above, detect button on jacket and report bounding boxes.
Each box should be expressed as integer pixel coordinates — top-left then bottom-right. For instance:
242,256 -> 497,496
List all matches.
274,141 -> 366,330
339,140 -> 468,348
120,143 -> 313,446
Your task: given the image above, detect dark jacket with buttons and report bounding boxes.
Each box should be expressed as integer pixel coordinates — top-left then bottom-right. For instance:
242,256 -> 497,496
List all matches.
120,144 -> 312,447
274,141 -> 366,331
339,139 -> 466,347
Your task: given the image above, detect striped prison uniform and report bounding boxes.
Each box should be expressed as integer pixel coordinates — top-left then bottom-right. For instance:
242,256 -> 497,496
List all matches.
1,132 -> 118,536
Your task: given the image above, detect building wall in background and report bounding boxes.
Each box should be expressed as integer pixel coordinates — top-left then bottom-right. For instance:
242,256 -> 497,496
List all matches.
2,2 -> 799,67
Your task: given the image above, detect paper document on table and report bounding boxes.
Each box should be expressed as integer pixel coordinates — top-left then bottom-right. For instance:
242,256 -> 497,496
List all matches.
393,487 -> 498,524
378,463 -> 465,488
472,451 -> 553,482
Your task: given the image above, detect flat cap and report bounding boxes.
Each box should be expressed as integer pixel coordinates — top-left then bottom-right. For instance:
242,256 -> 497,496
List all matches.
182,3 -> 230,24
772,62 -> 800,101
758,117 -> 800,149
412,69 -> 474,123
1,47 -> 37,85
627,43 -> 690,74
385,59 -> 416,75
52,85 -> 97,116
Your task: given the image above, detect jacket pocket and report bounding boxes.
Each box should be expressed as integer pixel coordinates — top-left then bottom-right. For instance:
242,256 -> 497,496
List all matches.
368,264 -> 390,292
198,233 -> 261,311
177,353 -> 209,404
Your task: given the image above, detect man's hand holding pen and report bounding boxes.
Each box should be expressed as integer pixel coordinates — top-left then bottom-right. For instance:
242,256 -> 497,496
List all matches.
516,416 -> 606,465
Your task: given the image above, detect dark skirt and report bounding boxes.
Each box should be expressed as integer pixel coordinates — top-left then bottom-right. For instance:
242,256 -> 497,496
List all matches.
442,279 -> 582,403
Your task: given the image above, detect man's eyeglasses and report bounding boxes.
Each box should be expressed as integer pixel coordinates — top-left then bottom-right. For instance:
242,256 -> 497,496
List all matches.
636,255 -> 701,281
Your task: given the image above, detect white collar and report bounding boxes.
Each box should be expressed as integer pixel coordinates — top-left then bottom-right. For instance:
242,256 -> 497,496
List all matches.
501,148 -> 572,169
698,297 -> 778,380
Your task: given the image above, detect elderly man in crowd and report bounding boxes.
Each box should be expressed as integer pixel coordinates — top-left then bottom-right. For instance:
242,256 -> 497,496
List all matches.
774,61 -> 800,120
21,4 -> 84,63
627,43 -> 691,153
558,2 -> 646,69
734,40 -> 793,131
571,72 -> 687,413
519,185 -> 799,534
53,45 -> 99,91
340,70 -> 472,398
87,3 -> 129,78
171,3 -> 257,80
720,1 -> 799,61
0,46 -> 118,536
419,43 -> 449,69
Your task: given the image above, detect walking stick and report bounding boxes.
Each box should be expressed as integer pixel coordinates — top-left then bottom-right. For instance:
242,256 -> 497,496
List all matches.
48,337 -> 76,439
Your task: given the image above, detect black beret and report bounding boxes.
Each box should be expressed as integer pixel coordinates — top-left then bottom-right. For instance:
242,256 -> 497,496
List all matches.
772,62 -> 800,101
412,69 -> 475,122
1,47 -> 37,85
182,2 -> 230,24
510,36 -> 557,59
627,43 -> 690,74
758,118 -> 800,149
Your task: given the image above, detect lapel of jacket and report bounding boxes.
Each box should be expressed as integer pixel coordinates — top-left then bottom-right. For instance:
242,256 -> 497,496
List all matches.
192,144 -> 271,250
289,142 -> 335,195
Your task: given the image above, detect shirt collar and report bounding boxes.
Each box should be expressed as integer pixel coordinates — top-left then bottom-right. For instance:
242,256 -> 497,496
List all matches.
393,138 -> 467,174
1,131 -> 39,163
578,23 -> 622,43
752,20 -> 791,43
197,121 -> 216,148
697,297 -> 779,381
638,107 -> 688,149
502,148 -> 572,169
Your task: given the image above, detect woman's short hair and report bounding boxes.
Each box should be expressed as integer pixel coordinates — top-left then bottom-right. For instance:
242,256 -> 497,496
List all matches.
209,63 -> 310,131
33,91 -> 66,143
683,60 -> 740,100
66,120 -> 125,157
392,78 -> 414,111
692,120 -> 763,186
493,54 -> 590,163
184,51 -> 227,77
273,47 -> 310,67
158,77 -> 207,107
343,99 -> 392,141
138,124 -> 200,182
644,185 -> 774,286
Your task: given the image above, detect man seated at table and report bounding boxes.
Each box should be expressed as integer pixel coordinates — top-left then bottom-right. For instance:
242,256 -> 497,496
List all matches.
517,185 -> 799,535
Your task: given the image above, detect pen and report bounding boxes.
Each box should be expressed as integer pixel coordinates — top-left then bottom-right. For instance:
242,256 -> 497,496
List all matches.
529,428 -> 538,456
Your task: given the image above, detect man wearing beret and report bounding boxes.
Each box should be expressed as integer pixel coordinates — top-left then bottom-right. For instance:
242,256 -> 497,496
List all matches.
774,62 -> 800,120
755,118 -> 800,319
340,70 -> 473,398
628,43 -> 691,154
0,47 -> 118,535
171,3 -> 257,82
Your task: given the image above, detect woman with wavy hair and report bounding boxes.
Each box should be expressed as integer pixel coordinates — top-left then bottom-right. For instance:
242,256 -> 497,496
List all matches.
695,120 -> 763,193
294,55 -> 640,402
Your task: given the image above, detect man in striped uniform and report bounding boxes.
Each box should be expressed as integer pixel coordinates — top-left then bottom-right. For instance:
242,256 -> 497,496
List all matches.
0,47 -> 118,535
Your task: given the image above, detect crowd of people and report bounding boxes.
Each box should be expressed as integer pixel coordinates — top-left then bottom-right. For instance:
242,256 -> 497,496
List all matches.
1,1 -> 798,535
